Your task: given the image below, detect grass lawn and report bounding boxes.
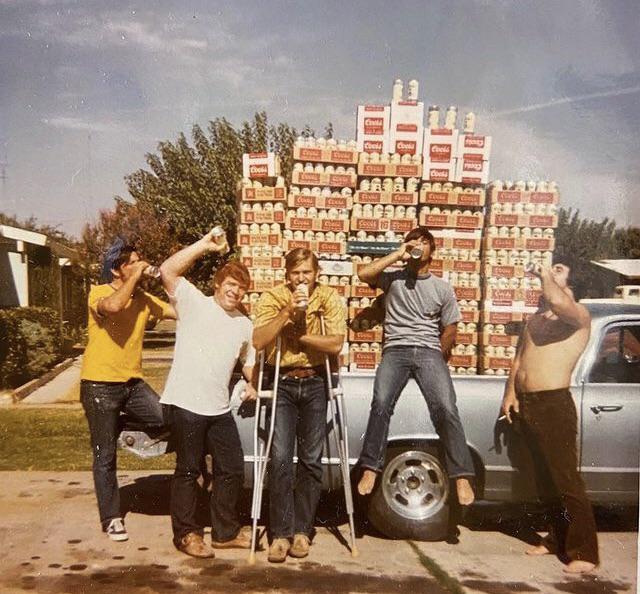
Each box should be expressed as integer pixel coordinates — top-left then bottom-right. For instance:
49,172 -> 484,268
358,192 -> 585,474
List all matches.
0,362 -> 175,471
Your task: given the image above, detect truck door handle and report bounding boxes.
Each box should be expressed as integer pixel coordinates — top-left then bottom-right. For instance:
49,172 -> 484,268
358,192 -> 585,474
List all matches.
590,405 -> 623,414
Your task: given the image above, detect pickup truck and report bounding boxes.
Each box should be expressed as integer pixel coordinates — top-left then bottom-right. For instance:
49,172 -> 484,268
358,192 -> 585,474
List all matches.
120,300 -> 640,541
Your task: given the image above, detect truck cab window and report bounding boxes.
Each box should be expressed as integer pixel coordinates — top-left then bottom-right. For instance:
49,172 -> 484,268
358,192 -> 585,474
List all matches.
589,325 -> 640,384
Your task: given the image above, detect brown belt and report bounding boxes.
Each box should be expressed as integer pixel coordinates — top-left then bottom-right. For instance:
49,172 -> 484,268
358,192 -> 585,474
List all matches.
281,366 -> 322,379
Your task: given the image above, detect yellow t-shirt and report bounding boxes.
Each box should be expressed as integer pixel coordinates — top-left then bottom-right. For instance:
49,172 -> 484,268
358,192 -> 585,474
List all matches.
253,283 -> 346,369
80,284 -> 173,382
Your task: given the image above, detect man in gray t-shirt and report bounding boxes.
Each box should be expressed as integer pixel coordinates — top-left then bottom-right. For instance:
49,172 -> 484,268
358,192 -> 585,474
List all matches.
356,226 -> 476,508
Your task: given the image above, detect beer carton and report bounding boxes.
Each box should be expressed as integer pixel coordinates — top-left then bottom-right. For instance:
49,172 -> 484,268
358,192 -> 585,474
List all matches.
460,309 -> 481,323
248,277 -> 285,293
350,217 -> 417,233
480,310 -> 529,325
282,238 -> 347,255
455,332 -> 478,346
285,216 -> 349,233
240,187 -> 287,202
419,188 -> 485,207
349,350 -> 382,370
429,259 -> 481,273
455,157 -> 490,185
487,212 -> 558,229
356,105 -> 391,154
454,287 -> 482,301
419,211 -> 484,230
422,160 -> 456,182
484,288 -> 543,308
349,327 -> 384,343
448,354 -> 478,368
241,256 -> 285,269
354,191 -> 418,205
479,356 -> 512,370
292,170 -> 357,188
489,189 -> 560,205
237,233 -> 282,247
423,129 -> 459,163
457,134 -> 492,160
293,146 -> 358,165
483,236 -> 556,251
480,332 -> 520,347
350,284 -> 383,299
242,152 -> 280,179
287,194 -> 352,210
240,210 -> 285,224
431,228 -> 483,251
389,100 -> 425,155
357,162 -> 422,178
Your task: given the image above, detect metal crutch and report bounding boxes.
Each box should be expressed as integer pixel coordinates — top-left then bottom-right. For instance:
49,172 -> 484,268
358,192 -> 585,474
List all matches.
320,315 -> 359,557
248,336 -> 282,564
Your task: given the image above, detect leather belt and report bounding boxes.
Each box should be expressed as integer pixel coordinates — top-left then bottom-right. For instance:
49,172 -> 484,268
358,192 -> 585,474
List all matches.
281,367 -> 322,379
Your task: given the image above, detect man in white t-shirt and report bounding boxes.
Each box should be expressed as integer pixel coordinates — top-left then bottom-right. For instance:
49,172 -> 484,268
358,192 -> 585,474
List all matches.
159,230 -> 257,559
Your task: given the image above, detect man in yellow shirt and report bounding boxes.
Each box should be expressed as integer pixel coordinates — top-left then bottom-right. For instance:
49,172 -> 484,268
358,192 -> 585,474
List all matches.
80,238 -> 175,542
253,248 -> 346,563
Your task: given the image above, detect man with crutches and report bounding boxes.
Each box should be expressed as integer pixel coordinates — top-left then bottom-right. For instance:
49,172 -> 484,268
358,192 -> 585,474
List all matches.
252,248 -> 347,563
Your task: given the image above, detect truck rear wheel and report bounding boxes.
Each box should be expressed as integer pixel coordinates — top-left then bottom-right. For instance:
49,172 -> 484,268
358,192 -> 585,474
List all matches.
367,445 -> 450,541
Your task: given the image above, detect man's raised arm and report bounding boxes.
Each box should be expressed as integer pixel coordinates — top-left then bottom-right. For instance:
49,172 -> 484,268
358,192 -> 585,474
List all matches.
160,230 -> 228,295
539,265 -> 590,328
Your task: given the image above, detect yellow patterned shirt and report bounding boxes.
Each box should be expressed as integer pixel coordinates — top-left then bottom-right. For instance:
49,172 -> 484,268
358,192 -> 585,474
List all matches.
253,283 -> 346,368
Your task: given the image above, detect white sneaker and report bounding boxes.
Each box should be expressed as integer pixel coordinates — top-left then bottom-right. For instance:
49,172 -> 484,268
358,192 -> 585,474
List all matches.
106,518 -> 129,542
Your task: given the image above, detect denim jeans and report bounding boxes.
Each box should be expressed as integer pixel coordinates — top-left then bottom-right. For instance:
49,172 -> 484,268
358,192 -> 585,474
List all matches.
358,346 -> 475,478
269,375 -> 327,539
80,379 -> 165,528
168,406 -> 244,545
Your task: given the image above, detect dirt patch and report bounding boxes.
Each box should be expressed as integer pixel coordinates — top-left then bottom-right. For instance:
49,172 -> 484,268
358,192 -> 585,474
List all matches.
461,581 -> 539,593
551,578 -> 631,594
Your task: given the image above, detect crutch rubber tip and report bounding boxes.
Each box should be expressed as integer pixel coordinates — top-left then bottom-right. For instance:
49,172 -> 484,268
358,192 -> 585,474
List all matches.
248,552 -> 256,565
351,546 -> 360,558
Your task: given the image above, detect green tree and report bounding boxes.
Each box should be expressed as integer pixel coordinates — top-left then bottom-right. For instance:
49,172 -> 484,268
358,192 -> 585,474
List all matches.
81,112 -> 300,292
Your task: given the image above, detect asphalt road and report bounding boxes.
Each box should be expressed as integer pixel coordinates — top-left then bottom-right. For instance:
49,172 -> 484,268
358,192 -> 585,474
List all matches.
0,471 -> 636,594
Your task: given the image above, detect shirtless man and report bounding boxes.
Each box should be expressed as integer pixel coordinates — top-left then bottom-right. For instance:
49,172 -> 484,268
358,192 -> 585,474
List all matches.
500,261 -> 598,574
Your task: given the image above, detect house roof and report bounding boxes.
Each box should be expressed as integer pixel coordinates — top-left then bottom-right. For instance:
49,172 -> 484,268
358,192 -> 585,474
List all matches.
0,224 -> 79,261
590,259 -> 640,279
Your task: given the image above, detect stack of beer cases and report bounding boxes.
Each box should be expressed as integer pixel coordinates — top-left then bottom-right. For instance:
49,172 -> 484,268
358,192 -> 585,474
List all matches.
237,153 -> 287,317
479,180 -> 560,375
348,85 -> 424,372
287,137 -> 359,370
419,110 -> 490,375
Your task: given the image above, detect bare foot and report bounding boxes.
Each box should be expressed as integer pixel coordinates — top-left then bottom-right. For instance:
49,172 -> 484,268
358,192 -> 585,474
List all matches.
525,544 -> 552,556
456,478 -> 475,506
358,469 -> 377,496
563,560 -> 597,575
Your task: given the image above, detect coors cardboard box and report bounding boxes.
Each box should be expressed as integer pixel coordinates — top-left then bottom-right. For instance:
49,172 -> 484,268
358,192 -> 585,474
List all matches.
423,129 -> 459,163
389,101 -> 424,155
419,188 -> 485,207
293,146 -> 358,165
242,152 -> 280,179
457,134 -> 492,160
422,160 -> 457,182
356,105 -> 391,154
354,191 -> 418,205
454,157 -> 490,185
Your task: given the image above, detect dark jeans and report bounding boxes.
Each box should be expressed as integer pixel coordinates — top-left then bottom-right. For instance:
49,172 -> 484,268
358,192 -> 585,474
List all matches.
168,406 -> 244,544
358,345 -> 475,478
80,378 -> 164,528
518,389 -> 599,565
269,375 -> 327,539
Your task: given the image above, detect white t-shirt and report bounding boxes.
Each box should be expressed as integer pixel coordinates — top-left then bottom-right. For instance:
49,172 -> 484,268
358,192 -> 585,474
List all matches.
160,278 -> 256,416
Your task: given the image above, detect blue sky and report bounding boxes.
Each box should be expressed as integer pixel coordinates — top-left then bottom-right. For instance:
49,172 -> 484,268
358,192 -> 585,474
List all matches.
0,0 -> 638,236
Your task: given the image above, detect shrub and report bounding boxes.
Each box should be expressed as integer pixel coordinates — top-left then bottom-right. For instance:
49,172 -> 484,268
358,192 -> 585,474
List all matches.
0,307 -> 62,389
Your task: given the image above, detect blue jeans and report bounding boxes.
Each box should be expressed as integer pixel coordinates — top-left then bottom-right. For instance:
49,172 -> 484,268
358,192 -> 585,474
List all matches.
358,346 -> 475,479
167,407 -> 244,545
80,379 -> 165,528
269,375 -> 327,539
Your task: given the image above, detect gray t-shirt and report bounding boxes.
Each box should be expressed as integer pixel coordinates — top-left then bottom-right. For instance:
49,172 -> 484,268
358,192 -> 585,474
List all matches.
375,269 -> 461,351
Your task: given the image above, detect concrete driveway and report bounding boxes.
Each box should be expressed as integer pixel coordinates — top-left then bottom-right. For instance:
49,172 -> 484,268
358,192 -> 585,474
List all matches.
0,471 -> 636,594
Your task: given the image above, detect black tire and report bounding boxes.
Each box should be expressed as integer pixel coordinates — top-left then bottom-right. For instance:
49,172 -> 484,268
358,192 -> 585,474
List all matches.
367,444 -> 450,541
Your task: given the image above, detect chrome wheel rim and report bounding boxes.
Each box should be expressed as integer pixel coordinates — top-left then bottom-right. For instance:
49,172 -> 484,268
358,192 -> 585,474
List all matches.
381,450 -> 449,520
